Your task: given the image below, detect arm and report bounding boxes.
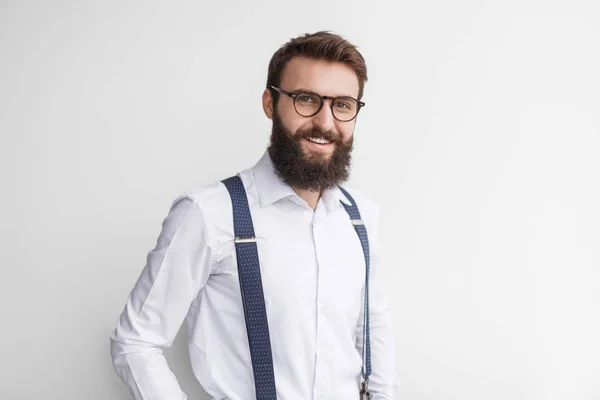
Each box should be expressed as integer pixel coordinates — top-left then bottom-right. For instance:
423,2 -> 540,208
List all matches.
356,205 -> 398,399
109,196 -> 213,400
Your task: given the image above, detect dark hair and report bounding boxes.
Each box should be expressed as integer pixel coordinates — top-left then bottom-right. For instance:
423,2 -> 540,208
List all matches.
266,31 -> 368,103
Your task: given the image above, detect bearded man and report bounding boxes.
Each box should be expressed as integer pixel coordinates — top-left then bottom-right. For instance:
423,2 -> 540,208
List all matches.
110,31 -> 397,400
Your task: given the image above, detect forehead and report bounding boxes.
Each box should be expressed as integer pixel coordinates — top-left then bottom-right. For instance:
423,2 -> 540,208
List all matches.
279,56 -> 360,98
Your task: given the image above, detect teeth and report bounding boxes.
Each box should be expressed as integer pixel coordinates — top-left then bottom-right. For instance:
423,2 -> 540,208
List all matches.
307,137 -> 331,144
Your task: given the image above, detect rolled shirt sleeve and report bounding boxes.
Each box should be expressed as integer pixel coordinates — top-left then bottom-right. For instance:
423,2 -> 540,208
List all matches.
110,196 -> 213,400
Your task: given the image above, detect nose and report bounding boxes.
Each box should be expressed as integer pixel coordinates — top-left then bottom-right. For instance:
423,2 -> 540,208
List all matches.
311,99 -> 336,132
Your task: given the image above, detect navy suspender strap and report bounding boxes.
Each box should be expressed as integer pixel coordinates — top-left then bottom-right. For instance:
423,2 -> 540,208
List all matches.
222,175 -> 372,398
338,186 -> 372,398
222,176 -> 277,400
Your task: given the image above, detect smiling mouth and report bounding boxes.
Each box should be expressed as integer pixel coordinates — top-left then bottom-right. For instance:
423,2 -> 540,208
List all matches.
305,137 -> 332,145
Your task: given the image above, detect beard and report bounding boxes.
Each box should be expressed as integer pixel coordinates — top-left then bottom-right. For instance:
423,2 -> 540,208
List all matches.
267,111 -> 354,192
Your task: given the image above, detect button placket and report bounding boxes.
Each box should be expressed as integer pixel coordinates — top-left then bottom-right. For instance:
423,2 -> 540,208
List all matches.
312,218 -> 332,397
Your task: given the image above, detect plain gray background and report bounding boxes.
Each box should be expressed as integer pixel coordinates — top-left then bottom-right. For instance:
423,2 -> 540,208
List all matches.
1,1 -> 599,399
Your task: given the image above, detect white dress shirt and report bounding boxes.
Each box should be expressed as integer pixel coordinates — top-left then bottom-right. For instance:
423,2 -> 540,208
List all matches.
110,151 -> 397,399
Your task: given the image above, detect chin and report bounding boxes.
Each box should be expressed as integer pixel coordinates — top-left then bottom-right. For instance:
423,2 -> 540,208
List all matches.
306,152 -> 333,167
302,144 -> 335,157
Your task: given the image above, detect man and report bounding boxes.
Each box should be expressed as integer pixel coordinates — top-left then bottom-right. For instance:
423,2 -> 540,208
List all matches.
110,31 -> 397,399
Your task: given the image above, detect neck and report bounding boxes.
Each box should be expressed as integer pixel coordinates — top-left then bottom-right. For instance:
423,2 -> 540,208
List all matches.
292,187 -> 321,211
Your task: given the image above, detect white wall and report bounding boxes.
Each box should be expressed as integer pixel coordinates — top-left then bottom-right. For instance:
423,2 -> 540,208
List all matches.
1,1 -> 599,399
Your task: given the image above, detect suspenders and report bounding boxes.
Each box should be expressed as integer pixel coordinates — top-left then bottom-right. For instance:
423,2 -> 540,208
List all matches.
221,176 -> 277,399
338,186 -> 373,400
222,175 -> 372,399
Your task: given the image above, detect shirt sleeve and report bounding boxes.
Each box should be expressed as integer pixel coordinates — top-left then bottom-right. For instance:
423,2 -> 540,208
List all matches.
355,204 -> 398,399
109,196 -> 213,400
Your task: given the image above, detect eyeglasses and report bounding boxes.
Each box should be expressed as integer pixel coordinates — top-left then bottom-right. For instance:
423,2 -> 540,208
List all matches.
270,85 -> 365,122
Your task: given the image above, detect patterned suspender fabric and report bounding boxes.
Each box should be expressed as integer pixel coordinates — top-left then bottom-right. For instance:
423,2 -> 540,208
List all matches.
338,186 -> 372,397
222,176 -> 277,400
222,175 -> 372,398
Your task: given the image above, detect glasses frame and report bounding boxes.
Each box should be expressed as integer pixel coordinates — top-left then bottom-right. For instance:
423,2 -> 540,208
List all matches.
270,85 -> 365,122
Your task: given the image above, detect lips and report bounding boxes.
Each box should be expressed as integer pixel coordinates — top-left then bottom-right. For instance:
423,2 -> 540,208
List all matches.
306,137 -> 332,145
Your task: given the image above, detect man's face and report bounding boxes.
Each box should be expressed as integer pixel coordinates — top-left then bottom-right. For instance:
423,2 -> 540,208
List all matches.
272,56 -> 359,157
264,56 -> 361,191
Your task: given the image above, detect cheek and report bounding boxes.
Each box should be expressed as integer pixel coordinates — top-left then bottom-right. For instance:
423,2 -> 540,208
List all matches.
277,106 -> 306,134
337,123 -> 355,142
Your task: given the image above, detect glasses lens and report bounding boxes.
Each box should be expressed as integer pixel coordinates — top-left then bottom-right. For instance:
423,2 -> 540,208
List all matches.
332,97 -> 359,122
294,93 -> 322,117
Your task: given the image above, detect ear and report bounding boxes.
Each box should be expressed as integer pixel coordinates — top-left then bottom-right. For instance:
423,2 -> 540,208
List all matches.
262,88 -> 274,120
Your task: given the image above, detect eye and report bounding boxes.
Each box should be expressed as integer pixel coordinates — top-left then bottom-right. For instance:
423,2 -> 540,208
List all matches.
297,94 -> 316,104
335,100 -> 351,109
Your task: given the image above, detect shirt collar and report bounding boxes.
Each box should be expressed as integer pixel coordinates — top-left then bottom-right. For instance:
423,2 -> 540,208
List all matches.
252,151 -> 352,209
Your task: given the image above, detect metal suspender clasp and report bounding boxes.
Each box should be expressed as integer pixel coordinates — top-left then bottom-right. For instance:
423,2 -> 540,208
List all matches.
352,219 -> 365,226
234,236 -> 257,244
360,377 -> 371,399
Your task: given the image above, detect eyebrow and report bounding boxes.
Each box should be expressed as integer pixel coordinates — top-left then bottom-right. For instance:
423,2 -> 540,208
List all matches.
292,87 -> 357,99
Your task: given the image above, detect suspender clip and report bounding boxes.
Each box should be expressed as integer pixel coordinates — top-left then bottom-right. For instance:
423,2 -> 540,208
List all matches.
360,377 -> 371,399
235,236 -> 257,244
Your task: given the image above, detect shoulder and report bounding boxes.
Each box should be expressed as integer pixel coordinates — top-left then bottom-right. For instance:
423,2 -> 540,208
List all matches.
169,179 -> 232,217
337,184 -> 381,234
162,179 -> 237,253
338,185 -> 380,216
170,163 -> 256,211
